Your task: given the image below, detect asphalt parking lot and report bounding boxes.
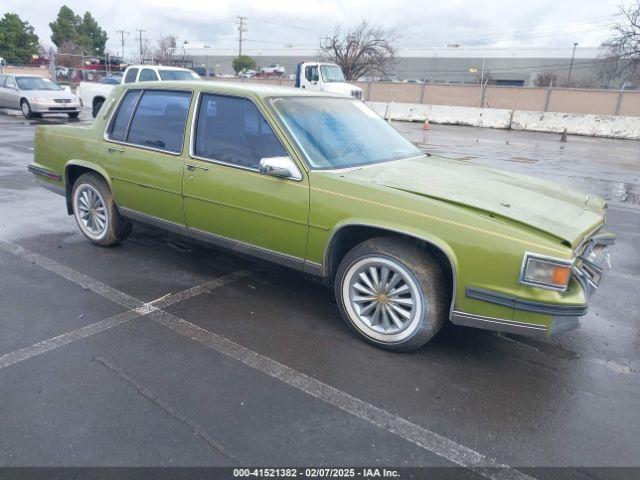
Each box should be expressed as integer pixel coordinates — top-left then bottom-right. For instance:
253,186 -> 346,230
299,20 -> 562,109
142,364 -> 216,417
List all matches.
1,107 -> 639,478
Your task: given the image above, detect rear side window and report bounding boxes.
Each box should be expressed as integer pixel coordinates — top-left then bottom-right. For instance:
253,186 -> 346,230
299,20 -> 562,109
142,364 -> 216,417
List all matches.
124,68 -> 138,83
127,90 -> 191,153
0,75 -> 6,87
108,90 -> 141,141
194,94 -> 287,169
139,69 -> 159,82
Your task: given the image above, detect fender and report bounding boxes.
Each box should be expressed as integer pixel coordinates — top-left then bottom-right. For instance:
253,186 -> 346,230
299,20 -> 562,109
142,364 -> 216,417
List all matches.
321,220 -> 460,319
64,160 -> 117,213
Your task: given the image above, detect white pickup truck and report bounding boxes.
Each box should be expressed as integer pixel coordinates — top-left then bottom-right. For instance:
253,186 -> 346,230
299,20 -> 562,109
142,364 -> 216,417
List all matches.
294,62 -> 363,99
79,65 -> 200,117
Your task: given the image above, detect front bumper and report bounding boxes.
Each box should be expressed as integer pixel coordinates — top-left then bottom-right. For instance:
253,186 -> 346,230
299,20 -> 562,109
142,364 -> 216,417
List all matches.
30,101 -> 81,113
452,233 -> 615,338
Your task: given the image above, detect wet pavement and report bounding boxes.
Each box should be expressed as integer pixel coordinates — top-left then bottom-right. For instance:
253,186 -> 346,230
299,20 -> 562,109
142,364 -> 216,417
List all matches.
0,108 -> 639,477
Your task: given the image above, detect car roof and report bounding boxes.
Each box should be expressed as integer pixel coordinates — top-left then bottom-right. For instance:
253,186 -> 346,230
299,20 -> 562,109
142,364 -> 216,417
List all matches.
129,80 -> 349,99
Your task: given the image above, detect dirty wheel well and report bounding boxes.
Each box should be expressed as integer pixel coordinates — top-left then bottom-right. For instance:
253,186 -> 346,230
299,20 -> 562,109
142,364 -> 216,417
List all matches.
326,226 -> 454,297
65,166 -> 105,214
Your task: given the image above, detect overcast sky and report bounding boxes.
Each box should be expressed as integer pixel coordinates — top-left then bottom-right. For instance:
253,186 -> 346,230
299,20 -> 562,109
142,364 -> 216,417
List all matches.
0,0 -> 625,56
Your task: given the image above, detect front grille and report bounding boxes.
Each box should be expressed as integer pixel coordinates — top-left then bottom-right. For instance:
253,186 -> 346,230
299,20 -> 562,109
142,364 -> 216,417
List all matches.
573,233 -> 615,297
53,99 -> 72,104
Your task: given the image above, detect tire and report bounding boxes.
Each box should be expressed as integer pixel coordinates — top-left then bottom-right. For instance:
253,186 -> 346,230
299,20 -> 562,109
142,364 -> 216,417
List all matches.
71,172 -> 132,246
20,99 -> 33,118
68,112 -> 80,119
334,237 -> 449,352
92,98 -> 104,118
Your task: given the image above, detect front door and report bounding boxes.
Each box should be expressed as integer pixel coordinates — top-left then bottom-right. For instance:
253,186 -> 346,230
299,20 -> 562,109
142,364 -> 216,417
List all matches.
100,88 -> 192,224
183,93 -> 309,263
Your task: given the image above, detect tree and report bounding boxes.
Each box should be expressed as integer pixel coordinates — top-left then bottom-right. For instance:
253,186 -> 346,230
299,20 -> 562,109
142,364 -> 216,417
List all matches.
534,71 -> 558,87
601,0 -> 640,84
232,55 -> 257,74
49,5 -> 107,56
0,13 -> 40,64
320,21 -> 396,81
154,34 -> 178,64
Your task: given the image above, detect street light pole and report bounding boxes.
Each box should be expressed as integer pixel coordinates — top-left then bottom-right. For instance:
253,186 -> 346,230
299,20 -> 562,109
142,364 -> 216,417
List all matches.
567,42 -> 578,85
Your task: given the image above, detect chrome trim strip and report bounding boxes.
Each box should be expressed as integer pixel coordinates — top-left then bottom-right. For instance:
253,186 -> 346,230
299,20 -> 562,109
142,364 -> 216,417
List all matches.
466,286 -> 588,316
35,178 -> 65,196
118,207 -> 311,273
451,310 -> 548,337
28,164 -> 61,181
519,251 -> 574,292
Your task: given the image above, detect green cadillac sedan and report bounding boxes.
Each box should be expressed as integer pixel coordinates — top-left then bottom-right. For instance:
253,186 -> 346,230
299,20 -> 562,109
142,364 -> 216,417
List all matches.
28,81 -> 614,351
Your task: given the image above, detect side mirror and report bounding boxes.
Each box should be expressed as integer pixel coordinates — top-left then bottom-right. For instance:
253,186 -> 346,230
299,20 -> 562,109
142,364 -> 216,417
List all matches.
259,156 -> 302,181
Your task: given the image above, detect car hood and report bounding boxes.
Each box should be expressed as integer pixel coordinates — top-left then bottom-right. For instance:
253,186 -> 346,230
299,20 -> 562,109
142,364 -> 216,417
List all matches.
23,90 -> 78,101
323,82 -> 362,95
341,155 -> 605,247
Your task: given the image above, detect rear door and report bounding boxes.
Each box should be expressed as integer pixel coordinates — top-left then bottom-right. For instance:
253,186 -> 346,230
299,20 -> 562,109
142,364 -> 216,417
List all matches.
100,88 -> 193,224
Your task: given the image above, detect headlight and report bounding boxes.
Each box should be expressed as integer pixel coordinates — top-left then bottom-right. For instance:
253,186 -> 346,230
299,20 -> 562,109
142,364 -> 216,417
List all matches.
520,253 -> 574,291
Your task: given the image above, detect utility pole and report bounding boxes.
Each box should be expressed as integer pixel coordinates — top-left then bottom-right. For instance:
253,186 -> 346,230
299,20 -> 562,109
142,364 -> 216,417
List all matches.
136,28 -> 146,60
117,29 -> 129,60
236,16 -> 247,57
567,42 -> 578,85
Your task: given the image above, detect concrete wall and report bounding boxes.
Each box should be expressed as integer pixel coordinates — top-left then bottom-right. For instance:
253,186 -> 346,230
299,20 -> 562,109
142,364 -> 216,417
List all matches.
366,101 -> 640,140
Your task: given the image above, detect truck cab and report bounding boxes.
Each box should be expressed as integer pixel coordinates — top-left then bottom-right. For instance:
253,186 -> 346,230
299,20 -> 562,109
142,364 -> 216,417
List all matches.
295,62 -> 363,100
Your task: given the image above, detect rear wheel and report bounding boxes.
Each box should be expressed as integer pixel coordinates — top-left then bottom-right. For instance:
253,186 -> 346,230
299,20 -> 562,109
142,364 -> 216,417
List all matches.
72,173 -> 131,246
334,237 -> 449,352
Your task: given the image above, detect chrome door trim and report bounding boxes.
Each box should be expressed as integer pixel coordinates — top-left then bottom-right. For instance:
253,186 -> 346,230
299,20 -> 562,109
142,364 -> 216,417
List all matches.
451,310 -> 548,337
119,207 -> 316,274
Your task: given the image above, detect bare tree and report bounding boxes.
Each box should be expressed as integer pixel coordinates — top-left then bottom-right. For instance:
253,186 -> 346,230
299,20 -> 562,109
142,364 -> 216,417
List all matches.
534,71 -> 557,87
320,21 -> 396,81
600,0 -> 640,84
154,34 -> 177,65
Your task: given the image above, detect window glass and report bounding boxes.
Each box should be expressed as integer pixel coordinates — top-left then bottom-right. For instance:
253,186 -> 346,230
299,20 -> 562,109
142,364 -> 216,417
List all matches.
127,90 -> 191,153
271,97 -> 421,169
109,90 -> 141,141
305,66 -> 318,82
124,68 -> 138,83
194,94 -> 287,169
158,70 -> 199,81
139,69 -> 159,82
5,76 -> 17,89
0,75 -> 6,87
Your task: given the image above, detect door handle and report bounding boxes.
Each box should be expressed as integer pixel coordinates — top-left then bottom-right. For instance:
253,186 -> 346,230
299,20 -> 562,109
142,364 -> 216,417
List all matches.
107,146 -> 124,153
186,164 -> 209,171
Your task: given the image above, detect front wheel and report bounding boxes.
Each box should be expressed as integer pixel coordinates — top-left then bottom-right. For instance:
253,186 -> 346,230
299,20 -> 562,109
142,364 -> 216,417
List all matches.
92,98 -> 104,118
21,99 -> 33,118
68,112 -> 80,119
335,237 -> 449,352
72,173 -> 132,246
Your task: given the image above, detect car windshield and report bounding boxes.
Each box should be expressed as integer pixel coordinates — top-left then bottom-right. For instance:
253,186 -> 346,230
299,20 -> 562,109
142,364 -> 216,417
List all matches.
15,77 -> 62,91
320,65 -> 345,83
158,70 -> 200,81
271,97 -> 422,170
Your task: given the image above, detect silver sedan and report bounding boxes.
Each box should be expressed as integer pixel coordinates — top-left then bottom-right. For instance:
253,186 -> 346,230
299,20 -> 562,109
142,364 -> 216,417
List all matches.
0,74 -> 81,118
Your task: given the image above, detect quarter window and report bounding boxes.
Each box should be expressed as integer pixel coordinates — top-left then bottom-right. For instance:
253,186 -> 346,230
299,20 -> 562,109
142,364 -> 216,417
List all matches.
139,69 -> 159,82
5,76 -> 16,89
108,90 -> 141,141
193,94 -> 287,169
124,68 -> 138,83
126,90 -> 191,153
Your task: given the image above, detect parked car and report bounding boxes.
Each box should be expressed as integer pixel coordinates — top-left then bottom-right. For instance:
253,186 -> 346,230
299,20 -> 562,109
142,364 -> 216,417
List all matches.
28,81 -> 614,351
295,62 -> 363,99
402,79 -> 424,84
239,69 -> 257,78
259,64 -> 285,76
99,76 -> 122,85
0,74 -> 81,118
79,65 -> 200,118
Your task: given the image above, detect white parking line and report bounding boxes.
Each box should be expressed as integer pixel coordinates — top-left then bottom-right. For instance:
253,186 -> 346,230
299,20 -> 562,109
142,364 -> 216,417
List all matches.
1,239 -> 534,479
151,309 -> 534,480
